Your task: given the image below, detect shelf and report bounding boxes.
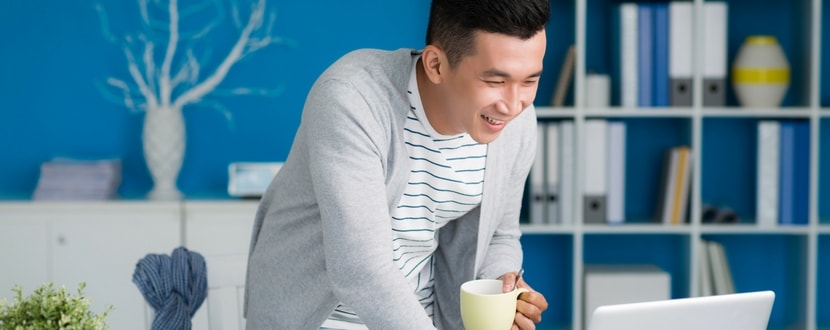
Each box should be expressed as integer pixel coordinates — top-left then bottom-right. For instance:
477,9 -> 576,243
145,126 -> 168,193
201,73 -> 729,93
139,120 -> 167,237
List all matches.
521,224 -> 577,234
701,108 -> 814,118
582,108 -> 694,118
582,224 -> 691,234
700,224 -> 812,235
535,107 -> 577,118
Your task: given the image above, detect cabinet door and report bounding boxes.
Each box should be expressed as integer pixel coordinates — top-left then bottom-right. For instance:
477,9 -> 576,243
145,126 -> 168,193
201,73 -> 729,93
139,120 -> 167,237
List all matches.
0,205 -> 50,303
49,202 -> 181,330
184,201 -> 257,256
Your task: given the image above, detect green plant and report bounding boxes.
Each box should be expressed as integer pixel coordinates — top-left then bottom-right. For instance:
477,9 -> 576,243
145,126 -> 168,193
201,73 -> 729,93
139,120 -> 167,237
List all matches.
0,282 -> 111,330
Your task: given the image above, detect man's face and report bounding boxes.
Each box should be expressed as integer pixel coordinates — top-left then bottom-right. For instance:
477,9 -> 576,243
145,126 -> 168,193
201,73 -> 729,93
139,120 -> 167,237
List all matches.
437,29 -> 546,144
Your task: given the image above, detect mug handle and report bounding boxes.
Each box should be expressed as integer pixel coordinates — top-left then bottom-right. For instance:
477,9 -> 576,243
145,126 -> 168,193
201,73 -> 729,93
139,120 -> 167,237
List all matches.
513,287 -> 530,299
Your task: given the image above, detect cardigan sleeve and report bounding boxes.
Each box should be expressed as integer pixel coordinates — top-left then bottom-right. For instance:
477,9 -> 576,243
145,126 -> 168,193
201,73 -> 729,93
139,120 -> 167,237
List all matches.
303,78 -> 437,329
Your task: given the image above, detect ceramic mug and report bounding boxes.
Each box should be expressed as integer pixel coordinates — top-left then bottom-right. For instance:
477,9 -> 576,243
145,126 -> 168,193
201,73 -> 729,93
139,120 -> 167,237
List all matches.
460,279 -> 529,330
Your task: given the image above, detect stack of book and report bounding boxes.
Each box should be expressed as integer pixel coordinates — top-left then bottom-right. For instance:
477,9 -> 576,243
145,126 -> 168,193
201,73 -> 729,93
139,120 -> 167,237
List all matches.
33,158 -> 122,200
656,146 -> 693,225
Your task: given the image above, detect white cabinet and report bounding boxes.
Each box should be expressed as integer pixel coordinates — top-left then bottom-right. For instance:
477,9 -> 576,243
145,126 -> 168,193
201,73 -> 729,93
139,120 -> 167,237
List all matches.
0,202 -> 181,330
0,200 -> 259,330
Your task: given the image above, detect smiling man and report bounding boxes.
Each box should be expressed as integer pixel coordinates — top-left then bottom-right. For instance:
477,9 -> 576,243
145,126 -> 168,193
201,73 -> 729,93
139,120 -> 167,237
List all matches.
245,1 -> 550,329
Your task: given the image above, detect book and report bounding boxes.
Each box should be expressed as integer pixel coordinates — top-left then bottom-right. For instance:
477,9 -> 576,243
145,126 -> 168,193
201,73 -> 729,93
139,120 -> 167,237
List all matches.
551,45 -> 576,107
656,148 -> 678,224
670,147 -> 692,224
698,239 -> 714,296
707,240 -> 736,295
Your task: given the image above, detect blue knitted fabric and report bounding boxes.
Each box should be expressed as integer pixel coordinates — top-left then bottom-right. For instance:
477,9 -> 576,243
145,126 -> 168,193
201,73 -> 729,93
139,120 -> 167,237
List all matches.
133,247 -> 207,330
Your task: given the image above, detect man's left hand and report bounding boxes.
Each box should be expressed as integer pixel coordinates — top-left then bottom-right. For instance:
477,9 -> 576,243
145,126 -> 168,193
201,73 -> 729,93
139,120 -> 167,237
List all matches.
500,271 -> 548,330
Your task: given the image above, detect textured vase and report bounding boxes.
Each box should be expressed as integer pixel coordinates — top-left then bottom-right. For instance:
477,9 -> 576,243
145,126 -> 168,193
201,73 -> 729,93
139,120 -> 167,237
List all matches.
731,36 -> 790,107
142,106 -> 185,200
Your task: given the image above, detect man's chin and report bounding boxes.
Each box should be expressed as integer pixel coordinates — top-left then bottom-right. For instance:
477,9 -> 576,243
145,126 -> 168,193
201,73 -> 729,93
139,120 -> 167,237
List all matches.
469,132 -> 501,145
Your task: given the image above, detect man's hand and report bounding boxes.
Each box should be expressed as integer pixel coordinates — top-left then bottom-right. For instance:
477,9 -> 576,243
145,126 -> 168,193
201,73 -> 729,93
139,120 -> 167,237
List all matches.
500,271 -> 548,330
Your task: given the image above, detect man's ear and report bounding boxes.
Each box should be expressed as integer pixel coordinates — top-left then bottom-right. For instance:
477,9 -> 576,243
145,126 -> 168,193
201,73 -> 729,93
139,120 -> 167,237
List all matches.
421,45 -> 446,84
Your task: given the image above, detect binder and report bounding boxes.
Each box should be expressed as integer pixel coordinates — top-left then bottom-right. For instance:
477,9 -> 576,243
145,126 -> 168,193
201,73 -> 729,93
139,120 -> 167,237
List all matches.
652,3 -> 670,107
756,121 -> 780,227
606,122 -> 626,225
702,2 -> 728,107
559,121 -> 575,225
669,1 -> 693,106
778,121 -> 795,225
793,121 -> 810,225
529,123 -> 546,225
637,3 -> 653,107
583,120 -> 608,223
614,3 -> 639,108
546,122 -> 560,224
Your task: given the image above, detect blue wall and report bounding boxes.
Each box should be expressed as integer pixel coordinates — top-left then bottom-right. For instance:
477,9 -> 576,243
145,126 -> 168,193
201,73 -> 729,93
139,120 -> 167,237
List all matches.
0,1 -> 427,198
0,0 -> 571,198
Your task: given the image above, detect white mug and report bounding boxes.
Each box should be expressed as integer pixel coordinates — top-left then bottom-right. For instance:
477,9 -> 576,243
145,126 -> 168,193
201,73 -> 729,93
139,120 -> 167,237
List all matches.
460,279 -> 529,330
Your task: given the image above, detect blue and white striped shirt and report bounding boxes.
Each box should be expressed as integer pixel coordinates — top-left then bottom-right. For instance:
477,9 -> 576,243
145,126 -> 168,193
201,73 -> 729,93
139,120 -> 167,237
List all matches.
325,58 -> 486,328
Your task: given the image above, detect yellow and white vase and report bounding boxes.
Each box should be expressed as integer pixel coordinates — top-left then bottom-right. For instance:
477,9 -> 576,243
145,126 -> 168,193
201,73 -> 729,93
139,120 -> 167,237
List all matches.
731,36 -> 790,107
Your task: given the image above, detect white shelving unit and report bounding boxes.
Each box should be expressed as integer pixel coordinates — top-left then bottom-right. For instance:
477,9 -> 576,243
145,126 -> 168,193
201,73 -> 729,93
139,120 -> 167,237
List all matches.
521,0 -> 827,329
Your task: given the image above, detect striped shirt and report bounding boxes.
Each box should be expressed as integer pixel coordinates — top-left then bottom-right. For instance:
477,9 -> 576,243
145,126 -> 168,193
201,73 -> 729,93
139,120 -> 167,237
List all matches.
325,57 -> 487,328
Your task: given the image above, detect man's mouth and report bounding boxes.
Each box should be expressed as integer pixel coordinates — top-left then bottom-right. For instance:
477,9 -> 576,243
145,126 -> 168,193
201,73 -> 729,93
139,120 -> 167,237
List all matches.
481,114 -> 505,125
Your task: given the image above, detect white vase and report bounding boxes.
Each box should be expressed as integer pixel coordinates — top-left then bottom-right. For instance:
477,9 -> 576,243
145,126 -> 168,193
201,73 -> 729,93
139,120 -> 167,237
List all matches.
731,36 -> 790,107
142,106 -> 185,200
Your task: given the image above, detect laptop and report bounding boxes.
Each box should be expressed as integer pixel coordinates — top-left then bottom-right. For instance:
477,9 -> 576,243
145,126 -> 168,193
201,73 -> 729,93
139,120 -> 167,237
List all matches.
588,291 -> 775,330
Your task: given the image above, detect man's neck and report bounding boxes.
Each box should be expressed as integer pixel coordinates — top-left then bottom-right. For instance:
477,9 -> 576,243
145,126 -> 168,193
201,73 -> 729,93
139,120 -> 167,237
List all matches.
415,58 -> 455,136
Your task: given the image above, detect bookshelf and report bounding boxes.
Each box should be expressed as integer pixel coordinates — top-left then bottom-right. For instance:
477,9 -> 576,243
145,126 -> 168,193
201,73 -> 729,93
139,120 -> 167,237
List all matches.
522,0 -> 828,329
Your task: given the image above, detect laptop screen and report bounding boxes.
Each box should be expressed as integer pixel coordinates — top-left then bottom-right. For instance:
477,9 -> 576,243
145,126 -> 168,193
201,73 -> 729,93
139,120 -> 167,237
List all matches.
588,291 -> 775,330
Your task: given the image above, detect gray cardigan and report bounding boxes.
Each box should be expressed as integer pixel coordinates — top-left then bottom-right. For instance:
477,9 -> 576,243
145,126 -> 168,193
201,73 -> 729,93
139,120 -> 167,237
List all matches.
244,48 -> 537,329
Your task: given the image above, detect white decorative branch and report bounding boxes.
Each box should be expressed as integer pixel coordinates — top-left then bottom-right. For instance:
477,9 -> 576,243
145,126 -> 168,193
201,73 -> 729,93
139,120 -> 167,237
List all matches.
96,0 -> 289,113
173,0 -> 267,108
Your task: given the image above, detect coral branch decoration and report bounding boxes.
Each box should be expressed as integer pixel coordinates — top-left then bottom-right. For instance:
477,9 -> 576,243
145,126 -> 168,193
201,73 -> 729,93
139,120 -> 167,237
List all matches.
95,0 -> 290,199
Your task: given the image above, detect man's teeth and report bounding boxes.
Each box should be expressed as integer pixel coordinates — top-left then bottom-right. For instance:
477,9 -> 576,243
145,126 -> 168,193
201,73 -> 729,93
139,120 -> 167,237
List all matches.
482,115 -> 504,125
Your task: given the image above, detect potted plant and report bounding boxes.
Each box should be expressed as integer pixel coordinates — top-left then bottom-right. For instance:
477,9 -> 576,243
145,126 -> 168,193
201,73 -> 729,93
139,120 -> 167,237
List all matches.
0,282 -> 111,330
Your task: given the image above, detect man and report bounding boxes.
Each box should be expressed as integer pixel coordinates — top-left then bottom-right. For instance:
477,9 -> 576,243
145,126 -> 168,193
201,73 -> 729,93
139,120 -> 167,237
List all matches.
245,0 -> 550,328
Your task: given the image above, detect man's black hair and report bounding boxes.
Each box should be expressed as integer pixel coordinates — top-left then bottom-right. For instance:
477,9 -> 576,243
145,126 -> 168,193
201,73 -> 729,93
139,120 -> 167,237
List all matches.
425,0 -> 550,67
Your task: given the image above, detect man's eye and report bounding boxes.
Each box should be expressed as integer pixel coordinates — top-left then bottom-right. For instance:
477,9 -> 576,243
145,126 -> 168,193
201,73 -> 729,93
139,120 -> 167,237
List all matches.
485,81 -> 505,86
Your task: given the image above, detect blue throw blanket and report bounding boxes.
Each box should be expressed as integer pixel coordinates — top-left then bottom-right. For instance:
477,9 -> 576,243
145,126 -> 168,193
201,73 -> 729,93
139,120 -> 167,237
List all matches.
133,247 -> 207,330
